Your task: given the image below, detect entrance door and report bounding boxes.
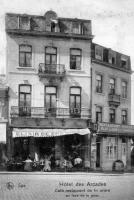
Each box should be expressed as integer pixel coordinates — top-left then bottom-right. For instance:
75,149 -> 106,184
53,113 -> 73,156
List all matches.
45,86 -> 57,116
96,142 -> 100,168
19,85 -> 31,116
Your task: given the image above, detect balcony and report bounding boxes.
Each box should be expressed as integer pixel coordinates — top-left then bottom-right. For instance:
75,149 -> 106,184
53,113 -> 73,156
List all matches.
10,106 -> 91,119
38,64 -> 66,81
108,93 -> 120,107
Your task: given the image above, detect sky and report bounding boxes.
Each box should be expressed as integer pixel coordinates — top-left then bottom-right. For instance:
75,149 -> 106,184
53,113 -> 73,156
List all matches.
0,0 -> 134,121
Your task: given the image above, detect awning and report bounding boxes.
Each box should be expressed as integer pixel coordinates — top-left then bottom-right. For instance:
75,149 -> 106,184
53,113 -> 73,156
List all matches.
12,128 -> 90,138
0,123 -> 6,143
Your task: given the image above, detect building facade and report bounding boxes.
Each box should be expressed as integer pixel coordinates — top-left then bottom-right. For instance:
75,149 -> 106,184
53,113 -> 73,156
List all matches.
91,43 -> 133,171
6,11 -> 92,170
0,75 -> 8,167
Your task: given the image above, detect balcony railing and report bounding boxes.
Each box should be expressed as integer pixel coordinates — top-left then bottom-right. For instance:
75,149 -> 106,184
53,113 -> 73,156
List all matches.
38,64 -> 66,77
10,106 -> 91,119
108,93 -> 120,107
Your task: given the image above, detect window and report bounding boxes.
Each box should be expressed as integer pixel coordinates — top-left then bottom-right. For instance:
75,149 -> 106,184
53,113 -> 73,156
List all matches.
106,137 -> 117,159
109,50 -> 116,65
72,22 -> 81,34
70,49 -> 81,70
19,45 -> 32,67
103,48 -> 109,62
70,87 -> 81,117
19,85 -> 31,116
109,108 -> 115,123
96,74 -> 103,93
45,86 -> 57,116
122,110 -> 127,124
95,45 -> 103,60
96,106 -> 102,122
121,81 -> 127,98
19,16 -> 30,30
109,78 -> 115,94
45,47 -> 57,73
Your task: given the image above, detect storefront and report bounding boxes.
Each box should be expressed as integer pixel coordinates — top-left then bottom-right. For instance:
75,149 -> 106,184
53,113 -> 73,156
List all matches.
95,123 -> 134,171
0,122 -> 8,168
11,128 -> 91,171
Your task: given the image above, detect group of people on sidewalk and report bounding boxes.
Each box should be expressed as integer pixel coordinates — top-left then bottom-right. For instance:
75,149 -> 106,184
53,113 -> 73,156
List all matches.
23,153 -> 83,172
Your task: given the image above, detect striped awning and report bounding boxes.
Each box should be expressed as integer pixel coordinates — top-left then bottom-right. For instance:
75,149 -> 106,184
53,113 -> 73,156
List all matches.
12,128 -> 90,138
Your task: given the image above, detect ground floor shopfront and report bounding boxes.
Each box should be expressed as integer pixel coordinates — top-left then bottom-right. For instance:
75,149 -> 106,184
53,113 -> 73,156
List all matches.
7,128 -> 91,171
95,123 -> 134,171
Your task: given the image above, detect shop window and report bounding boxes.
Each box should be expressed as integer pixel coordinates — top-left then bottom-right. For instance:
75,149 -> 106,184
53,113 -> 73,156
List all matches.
19,84 -> 31,116
96,74 -> 103,93
19,16 -> 30,30
121,81 -> 127,98
106,137 -> 117,159
95,45 -> 103,60
121,110 -> 127,125
109,78 -> 115,94
96,106 -> 102,123
103,48 -> 109,62
70,87 -> 81,117
70,49 -> 81,70
19,45 -> 32,67
45,86 -> 57,116
109,108 -> 115,123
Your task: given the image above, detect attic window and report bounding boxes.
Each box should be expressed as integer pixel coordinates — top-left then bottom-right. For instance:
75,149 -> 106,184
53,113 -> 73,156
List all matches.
19,16 -> 30,30
103,48 -> 109,62
72,22 -> 81,34
95,45 -> 103,60
109,50 -> 116,65
121,59 -> 127,68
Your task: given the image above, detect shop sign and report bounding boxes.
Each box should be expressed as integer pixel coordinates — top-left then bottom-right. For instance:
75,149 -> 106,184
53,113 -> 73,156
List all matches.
0,123 -> 6,143
98,122 -> 134,134
12,128 -> 90,138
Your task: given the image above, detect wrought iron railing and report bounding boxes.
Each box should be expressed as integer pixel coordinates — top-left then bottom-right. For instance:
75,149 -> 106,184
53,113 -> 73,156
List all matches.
10,106 -> 91,119
38,63 -> 66,75
108,93 -> 120,105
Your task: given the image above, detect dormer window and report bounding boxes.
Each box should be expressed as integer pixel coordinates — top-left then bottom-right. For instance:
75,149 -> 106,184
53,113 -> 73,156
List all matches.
109,50 -> 116,65
95,45 -> 103,60
72,22 -> 81,34
19,16 -> 30,30
121,59 -> 127,68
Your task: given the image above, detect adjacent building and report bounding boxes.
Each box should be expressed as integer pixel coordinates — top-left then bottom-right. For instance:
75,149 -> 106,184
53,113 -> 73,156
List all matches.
91,43 -> 133,171
0,75 -> 8,167
5,11 -> 92,169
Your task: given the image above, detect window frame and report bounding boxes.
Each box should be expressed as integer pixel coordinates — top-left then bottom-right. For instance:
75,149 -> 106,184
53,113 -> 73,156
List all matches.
96,106 -> 102,123
19,44 -> 32,67
18,84 -> 32,116
70,48 -> 82,70
121,109 -> 127,125
45,46 -> 57,65
69,86 -> 81,117
106,137 -> 117,160
121,80 -> 127,98
109,78 -> 116,94
109,108 -> 116,123
96,74 -> 103,93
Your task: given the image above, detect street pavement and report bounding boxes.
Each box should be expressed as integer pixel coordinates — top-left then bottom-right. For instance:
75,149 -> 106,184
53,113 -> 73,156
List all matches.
0,172 -> 134,200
